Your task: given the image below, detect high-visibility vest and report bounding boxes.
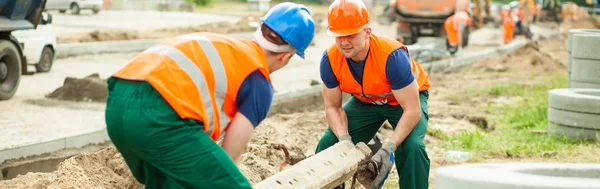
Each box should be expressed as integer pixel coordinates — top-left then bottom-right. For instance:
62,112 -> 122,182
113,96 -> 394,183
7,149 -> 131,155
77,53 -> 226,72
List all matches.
327,34 -> 430,106
112,32 -> 272,141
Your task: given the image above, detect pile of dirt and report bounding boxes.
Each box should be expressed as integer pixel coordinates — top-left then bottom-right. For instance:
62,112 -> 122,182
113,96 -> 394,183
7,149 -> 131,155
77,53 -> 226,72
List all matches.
471,41 -> 566,73
559,16 -> 600,33
46,73 -> 109,103
0,147 -> 143,189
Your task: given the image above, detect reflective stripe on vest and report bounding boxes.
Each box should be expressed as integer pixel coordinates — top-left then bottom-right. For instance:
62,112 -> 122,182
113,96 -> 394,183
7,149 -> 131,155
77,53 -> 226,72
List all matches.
144,35 -> 231,139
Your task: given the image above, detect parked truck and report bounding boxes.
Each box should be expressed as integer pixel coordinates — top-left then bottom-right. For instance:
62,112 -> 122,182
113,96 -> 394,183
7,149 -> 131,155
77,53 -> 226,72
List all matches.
0,0 -> 48,100
378,0 -> 495,46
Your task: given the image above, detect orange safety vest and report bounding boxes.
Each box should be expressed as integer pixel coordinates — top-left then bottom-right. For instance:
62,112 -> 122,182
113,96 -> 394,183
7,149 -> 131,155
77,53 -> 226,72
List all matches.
112,32 -> 271,141
327,34 -> 430,106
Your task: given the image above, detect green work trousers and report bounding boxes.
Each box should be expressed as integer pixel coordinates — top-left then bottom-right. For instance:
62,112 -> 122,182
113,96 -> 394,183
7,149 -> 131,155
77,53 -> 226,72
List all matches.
105,78 -> 252,189
315,91 -> 431,189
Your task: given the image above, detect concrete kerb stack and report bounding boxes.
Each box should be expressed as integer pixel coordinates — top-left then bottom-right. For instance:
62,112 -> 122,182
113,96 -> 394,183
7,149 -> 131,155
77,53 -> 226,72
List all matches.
547,29 -> 600,141
434,162 -> 600,189
570,31 -> 600,88
566,29 -> 600,87
548,88 -> 600,141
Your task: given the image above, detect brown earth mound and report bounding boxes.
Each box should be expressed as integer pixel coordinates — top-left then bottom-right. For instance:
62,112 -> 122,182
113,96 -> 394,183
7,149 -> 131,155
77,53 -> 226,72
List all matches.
472,41 -> 566,73
0,147 -> 143,189
46,73 -> 108,103
560,16 -> 600,32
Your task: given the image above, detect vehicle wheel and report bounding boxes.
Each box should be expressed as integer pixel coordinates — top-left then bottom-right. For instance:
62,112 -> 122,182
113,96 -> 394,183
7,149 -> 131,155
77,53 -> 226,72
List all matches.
92,8 -> 100,14
59,10 -> 67,13
71,3 -> 81,15
35,47 -> 54,73
0,40 -> 22,100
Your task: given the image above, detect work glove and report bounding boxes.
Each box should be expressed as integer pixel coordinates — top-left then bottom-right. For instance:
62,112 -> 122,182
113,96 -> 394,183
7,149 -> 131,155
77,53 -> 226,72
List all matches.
338,134 -> 352,143
370,141 -> 396,189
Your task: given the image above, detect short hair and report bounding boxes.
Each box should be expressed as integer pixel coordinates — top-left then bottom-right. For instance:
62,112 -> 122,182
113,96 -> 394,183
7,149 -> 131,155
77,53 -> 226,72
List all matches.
261,24 -> 289,46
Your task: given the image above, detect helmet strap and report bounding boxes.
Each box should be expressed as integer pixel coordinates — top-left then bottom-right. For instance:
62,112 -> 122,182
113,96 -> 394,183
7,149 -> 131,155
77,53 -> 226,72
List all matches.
254,27 -> 296,53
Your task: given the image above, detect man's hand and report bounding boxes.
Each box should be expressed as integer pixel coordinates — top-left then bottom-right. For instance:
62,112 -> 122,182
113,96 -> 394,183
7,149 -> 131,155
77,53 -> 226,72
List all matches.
370,141 -> 396,189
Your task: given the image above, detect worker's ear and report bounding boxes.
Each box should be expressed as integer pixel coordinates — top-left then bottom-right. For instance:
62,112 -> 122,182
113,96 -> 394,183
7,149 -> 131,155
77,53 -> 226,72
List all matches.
364,27 -> 372,39
276,51 -> 294,67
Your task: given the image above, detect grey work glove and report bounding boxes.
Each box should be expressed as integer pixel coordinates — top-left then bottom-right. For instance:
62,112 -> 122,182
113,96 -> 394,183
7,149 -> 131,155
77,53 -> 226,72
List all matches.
338,134 -> 352,143
370,141 -> 396,189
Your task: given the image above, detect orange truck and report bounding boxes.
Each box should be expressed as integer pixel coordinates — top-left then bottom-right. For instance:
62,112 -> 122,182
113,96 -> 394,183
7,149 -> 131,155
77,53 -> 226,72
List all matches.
378,0 -> 493,49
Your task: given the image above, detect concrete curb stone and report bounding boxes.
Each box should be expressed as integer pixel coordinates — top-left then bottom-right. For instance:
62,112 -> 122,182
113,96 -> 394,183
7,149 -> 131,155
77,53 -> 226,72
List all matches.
548,88 -> 600,114
572,33 -> 600,60
548,108 -> 600,130
571,58 -> 600,84
548,122 -> 600,141
567,29 -> 600,51
571,81 -> 600,89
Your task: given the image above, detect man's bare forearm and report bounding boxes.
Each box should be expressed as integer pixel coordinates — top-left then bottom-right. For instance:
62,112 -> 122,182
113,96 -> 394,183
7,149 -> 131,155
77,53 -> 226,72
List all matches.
390,108 -> 421,146
325,106 -> 349,138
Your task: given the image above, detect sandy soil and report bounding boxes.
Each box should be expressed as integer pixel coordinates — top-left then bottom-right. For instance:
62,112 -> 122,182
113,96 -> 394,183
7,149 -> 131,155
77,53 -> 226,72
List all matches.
0,16 -> 583,189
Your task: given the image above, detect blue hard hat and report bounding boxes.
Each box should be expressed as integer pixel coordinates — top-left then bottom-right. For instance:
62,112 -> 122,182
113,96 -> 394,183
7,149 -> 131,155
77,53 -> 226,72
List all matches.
260,2 -> 315,59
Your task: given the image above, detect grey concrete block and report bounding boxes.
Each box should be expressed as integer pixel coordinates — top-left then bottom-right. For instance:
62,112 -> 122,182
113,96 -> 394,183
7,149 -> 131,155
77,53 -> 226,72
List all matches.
548,88 -> 600,114
571,58 -> 600,84
573,33 -> 600,60
253,141 -> 371,189
567,29 -> 600,51
435,162 -> 600,189
548,122 -> 600,141
571,81 -> 600,89
64,129 -> 110,148
0,138 -> 65,163
548,108 -> 600,130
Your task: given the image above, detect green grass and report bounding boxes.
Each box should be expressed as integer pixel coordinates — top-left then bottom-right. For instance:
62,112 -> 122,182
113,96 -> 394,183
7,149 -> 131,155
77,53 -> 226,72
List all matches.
440,73 -> 599,159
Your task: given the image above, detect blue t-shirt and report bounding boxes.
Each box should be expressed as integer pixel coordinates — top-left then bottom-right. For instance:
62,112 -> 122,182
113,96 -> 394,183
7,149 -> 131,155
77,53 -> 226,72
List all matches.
236,70 -> 273,127
320,48 -> 415,90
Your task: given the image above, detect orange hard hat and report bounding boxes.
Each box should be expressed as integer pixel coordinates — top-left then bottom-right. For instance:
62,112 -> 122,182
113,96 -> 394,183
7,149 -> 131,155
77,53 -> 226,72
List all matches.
326,0 -> 370,37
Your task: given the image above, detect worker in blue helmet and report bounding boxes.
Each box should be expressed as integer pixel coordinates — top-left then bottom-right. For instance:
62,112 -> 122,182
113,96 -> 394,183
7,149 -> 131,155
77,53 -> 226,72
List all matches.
103,2 -> 315,189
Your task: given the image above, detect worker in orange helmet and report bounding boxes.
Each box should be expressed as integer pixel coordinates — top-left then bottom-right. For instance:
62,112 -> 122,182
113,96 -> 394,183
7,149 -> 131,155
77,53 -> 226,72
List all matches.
501,6 -> 515,44
314,0 -> 431,188
104,2 -> 315,188
444,11 -> 472,54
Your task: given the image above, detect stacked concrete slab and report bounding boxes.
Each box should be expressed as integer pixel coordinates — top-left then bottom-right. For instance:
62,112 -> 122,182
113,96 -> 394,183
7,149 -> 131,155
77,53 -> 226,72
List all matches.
567,29 -> 600,88
548,29 -> 600,141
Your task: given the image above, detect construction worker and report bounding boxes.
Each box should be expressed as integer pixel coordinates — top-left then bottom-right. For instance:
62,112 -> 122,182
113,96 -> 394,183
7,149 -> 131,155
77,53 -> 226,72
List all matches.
104,2 -> 315,188
444,11 -> 472,54
501,6 -> 515,44
519,0 -> 537,22
315,0 -> 431,188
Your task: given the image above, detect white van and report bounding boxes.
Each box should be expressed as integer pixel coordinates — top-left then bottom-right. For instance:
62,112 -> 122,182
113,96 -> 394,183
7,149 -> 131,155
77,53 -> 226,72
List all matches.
12,12 -> 58,73
45,0 -> 104,15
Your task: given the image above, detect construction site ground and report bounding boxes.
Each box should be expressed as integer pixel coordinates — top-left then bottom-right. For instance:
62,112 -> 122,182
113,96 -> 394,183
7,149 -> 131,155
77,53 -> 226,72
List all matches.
1,3 -> 600,188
